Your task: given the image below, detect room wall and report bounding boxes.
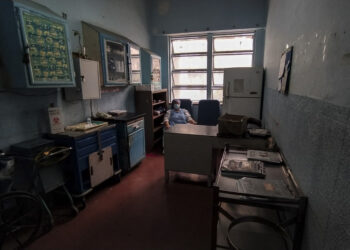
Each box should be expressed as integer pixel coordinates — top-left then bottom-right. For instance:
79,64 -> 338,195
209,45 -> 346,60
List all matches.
263,0 -> 350,249
0,0 -> 151,149
149,0 -> 268,92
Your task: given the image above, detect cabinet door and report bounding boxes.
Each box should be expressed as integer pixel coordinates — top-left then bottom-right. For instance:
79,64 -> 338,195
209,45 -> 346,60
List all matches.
129,128 -> 145,167
80,59 -> 101,99
89,146 -> 113,187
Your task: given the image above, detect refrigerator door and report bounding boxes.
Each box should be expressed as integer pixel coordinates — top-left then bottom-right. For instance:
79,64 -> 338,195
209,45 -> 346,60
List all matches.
223,67 -> 263,98
223,98 -> 261,119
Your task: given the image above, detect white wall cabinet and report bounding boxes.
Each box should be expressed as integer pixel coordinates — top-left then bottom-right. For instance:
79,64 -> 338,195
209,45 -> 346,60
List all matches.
64,58 -> 101,100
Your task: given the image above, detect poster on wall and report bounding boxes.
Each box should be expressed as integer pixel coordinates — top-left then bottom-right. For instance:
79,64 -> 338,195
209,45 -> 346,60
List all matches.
278,46 -> 293,94
19,7 -> 74,85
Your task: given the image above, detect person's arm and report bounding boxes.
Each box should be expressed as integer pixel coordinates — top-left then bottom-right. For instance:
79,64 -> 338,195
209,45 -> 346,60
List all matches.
183,109 -> 197,125
163,110 -> 171,128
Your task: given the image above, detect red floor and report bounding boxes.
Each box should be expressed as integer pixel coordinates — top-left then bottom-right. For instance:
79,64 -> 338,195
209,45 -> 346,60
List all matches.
28,151 -> 215,250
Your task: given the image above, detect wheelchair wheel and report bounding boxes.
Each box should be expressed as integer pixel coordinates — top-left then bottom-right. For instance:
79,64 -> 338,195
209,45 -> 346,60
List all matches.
0,192 -> 44,249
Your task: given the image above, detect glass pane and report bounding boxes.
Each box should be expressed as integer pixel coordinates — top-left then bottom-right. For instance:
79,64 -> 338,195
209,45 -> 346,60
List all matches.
214,36 -> 253,52
131,57 -> 140,71
173,89 -> 207,101
105,40 -> 127,82
152,57 -> 160,70
172,56 -> 207,70
131,73 -> 141,83
212,89 -> 223,102
213,54 -> 252,69
130,46 -> 140,55
213,72 -> 224,86
172,39 -> 207,54
173,72 -> 207,86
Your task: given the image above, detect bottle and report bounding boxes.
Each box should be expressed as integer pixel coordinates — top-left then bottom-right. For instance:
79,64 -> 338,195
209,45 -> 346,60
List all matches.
87,117 -> 92,126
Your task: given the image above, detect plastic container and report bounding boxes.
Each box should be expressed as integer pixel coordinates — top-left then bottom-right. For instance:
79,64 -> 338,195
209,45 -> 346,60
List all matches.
218,114 -> 248,137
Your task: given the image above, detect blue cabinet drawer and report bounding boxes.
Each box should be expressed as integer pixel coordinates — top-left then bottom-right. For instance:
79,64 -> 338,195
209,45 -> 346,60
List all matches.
127,119 -> 144,134
76,136 -> 97,149
76,144 -> 99,158
75,128 -> 116,149
100,128 -> 116,140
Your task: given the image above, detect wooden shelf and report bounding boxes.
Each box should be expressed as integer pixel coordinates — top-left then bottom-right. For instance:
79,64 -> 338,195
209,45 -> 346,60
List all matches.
153,113 -> 165,120
153,125 -> 163,133
152,101 -> 166,106
153,137 -> 162,144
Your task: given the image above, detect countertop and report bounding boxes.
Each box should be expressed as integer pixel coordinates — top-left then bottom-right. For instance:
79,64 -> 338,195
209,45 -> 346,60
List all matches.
164,124 -> 219,137
94,113 -> 145,122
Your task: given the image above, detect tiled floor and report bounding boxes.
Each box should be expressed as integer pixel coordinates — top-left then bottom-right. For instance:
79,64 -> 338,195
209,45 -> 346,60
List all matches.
28,150 -> 215,250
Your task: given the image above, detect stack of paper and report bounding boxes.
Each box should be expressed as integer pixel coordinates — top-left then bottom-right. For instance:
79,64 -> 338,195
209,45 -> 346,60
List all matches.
247,150 -> 282,164
221,159 -> 265,178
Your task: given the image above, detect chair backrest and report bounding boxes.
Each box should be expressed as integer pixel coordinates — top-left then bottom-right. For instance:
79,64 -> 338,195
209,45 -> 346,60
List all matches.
197,100 -> 221,126
171,99 -> 193,116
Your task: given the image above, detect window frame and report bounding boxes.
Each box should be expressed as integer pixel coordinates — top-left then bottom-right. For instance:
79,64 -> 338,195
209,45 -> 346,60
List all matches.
169,32 -> 255,103
129,44 -> 142,85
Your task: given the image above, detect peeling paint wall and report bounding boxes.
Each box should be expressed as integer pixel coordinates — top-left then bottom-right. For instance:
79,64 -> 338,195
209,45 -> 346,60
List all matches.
264,0 -> 350,107
0,0 -> 151,149
263,0 -> 350,249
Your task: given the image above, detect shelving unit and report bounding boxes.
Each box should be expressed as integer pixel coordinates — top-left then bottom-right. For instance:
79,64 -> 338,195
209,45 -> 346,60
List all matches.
135,89 -> 168,152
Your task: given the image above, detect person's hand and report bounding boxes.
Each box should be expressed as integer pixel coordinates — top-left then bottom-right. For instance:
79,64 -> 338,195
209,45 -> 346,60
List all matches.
164,121 -> 170,129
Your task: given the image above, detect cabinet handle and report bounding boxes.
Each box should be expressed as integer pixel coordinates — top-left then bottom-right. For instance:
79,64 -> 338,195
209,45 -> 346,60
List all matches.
90,166 -> 94,176
110,157 -> 113,166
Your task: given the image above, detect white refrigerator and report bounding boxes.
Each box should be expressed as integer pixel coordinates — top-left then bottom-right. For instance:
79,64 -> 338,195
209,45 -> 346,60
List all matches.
222,67 -> 263,119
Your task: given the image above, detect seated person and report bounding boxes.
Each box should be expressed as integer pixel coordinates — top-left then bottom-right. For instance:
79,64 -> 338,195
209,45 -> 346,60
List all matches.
164,99 -> 196,128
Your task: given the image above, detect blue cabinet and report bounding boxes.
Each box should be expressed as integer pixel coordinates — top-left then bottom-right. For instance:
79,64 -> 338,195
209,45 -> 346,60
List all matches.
95,113 -> 145,172
47,125 -> 119,195
0,0 -> 75,88
140,49 -> 161,89
128,128 -> 146,168
82,22 -> 130,87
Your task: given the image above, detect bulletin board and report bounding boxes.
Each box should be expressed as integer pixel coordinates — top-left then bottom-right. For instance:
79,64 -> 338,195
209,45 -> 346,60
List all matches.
18,7 -> 74,85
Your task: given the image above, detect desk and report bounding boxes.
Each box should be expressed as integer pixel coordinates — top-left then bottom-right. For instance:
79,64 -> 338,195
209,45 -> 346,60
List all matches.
164,124 -> 268,186
214,146 -> 307,250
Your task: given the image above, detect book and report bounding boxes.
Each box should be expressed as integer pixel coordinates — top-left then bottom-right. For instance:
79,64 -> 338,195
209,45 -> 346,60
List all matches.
247,150 -> 282,164
248,128 -> 270,137
237,178 -> 295,199
221,159 -> 265,178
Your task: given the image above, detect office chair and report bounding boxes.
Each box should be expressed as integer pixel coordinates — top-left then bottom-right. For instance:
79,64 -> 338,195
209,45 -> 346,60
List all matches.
171,99 -> 193,116
197,100 -> 221,126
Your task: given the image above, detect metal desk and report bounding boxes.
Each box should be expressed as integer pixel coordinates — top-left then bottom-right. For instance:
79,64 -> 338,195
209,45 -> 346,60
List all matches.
164,124 -> 268,186
213,146 -> 307,250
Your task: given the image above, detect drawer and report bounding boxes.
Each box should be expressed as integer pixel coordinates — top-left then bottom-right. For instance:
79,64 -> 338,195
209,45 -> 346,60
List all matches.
100,128 -> 116,141
127,119 -> 144,134
76,144 -> 99,158
76,136 -> 97,149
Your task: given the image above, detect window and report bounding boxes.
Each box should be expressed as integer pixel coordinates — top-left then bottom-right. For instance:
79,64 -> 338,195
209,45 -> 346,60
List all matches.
129,45 -> 141,84
170,33 -> 254,102
170,37 -> 208,102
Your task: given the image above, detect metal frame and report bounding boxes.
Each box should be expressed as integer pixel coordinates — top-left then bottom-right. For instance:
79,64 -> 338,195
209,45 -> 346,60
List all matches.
99,33 -> 128,86
214,146 -> 307,250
